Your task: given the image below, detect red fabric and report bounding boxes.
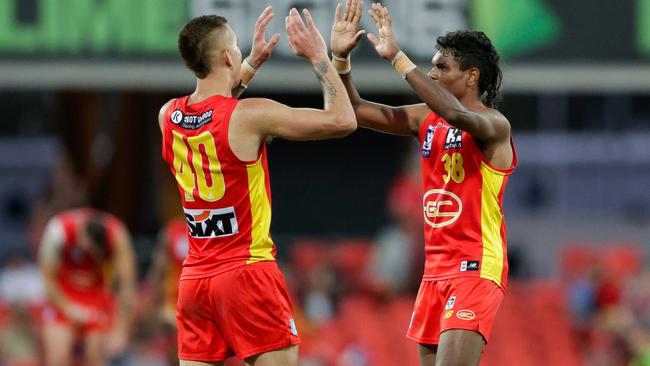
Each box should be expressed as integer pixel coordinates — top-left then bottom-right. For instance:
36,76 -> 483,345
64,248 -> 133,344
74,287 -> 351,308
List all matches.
163,217 -> 189,310
406,277 -> 504,344
161,95 -> 277,280
176,262 -> 299,361
418,112 -> 517,287
41,297 -> 115,333
55,209 -> 118,306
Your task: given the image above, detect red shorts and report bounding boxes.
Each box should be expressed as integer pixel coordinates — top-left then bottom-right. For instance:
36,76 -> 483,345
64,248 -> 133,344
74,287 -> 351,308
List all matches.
41,296 -> 114,333
177,262 -> 300,361
406,277 -> 504,345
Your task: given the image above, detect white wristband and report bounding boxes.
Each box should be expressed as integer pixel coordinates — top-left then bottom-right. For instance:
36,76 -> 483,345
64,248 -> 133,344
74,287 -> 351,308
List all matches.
331,52 -> 351,74
240,57 -> 258,87
391,51 -> 417,79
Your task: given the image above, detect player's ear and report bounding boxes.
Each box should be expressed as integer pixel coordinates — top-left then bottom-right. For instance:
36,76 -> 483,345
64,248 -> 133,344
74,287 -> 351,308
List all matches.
223,48 -> 233,68
466,67 -> 480,88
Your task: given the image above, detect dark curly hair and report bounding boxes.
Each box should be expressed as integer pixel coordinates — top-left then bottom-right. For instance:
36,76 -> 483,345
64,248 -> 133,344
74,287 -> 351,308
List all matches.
178,15 -> 228,79
436,30 -> 503,108
85,215 -> 109,259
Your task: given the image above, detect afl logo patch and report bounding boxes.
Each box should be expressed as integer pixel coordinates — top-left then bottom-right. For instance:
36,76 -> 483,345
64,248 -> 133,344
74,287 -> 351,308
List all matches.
423,189 -> 463,228
171,110 -> 183,124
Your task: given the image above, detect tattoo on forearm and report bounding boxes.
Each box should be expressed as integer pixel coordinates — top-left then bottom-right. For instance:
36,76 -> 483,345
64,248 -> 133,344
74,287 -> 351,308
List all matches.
313,61 -> 329,78
313,61 -> 337,107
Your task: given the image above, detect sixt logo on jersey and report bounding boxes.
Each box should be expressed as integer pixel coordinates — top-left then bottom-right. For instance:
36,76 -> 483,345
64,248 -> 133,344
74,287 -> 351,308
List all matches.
422,125 -> 435,157
444,128 -> 462,149
171,109 -> 213,130
183,207 -> 239,238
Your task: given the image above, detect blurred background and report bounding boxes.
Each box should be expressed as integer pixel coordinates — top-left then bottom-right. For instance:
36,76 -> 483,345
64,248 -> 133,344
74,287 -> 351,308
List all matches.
0,0 -> 649,365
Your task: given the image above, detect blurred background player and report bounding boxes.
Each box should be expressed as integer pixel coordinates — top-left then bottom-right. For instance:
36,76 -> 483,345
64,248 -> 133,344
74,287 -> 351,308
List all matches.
159,5 -> 355,366
330,1 -> 516,365
38,208 -> 136,366
149,216 -> 188,366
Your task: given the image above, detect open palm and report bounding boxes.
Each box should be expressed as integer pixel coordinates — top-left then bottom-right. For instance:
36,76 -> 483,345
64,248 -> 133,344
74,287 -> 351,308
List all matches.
331,0 -> 365,57
367,3 -> 400,60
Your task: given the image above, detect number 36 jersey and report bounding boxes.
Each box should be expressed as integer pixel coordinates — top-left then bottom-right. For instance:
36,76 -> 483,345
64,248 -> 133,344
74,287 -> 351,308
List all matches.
162,95 -> 276,280
419,111 -> 517,288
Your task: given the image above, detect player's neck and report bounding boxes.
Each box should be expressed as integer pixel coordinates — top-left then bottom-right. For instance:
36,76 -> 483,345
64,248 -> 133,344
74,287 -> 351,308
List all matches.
459,92 -> 485,110
191,70 -> 233,102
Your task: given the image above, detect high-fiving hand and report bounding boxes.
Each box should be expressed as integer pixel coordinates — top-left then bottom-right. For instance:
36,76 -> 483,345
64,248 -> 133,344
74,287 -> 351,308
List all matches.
248,5 -> 281,69
331,0 -> 366,58
367,3 -> 401,61
285,8 -> 328,63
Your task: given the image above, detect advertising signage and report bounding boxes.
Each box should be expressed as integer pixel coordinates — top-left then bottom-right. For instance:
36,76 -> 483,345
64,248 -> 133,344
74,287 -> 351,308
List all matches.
0,0 -> 648,63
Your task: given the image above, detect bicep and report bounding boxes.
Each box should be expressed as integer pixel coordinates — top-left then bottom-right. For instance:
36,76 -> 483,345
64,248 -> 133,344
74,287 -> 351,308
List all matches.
356,102 -> 428,136
236,99 -> 347,141
449,110 -> 510,142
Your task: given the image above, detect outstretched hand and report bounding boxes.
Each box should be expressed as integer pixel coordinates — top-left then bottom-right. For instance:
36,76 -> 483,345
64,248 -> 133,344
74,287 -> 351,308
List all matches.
285,8 -> 328,63
367,3 -> 400,61
331,0 -> 366,58
248,5 -> 281,69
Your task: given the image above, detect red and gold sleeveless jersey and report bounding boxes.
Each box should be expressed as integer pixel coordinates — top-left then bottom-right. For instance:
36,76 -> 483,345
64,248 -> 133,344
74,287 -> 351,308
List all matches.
163,217 -> 188,310
161,94 -> 276,280
418,111 -> 517,288
56,208 -> 118,304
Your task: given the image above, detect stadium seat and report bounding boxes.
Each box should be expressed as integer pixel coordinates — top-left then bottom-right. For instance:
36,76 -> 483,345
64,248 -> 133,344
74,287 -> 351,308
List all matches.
600,243 -> 641,281
558,242 -> 598,279
289,238 -> 329,272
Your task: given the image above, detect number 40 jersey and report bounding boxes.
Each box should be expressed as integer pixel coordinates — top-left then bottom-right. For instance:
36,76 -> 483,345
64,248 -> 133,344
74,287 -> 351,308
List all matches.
161,95 -> 276,280
419,111 -> 517,289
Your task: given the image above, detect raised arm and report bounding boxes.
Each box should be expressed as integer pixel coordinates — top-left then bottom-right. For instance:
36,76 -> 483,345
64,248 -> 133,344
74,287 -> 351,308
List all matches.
330,0 -> 428,136
231,5 -> 281,99
366,3 -> 510,143
232,8 -> 356,141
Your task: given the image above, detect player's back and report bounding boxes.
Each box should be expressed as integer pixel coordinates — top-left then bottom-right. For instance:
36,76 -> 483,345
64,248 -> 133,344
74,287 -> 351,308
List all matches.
161,94 -> 276,280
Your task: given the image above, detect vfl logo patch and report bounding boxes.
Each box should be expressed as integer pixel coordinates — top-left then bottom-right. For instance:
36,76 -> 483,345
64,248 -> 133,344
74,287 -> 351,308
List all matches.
444,128 -> 463,149
423,189 -> 463,228
184,207 -> 238,238
171,109 -> 213,130
456,309 -> 476,321
460,260 -> 480,272
445,295 -> 456,310
422,125 -> 435,158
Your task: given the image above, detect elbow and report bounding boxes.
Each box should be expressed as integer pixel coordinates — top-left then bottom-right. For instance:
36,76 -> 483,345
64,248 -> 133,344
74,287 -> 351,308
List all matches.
333,115 -> 357,136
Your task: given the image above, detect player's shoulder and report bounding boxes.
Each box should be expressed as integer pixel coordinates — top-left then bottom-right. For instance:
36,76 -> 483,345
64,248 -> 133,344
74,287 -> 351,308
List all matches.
158,98 -> 177,131
158,99 -> 176,120
478,106 -> 508,122
478,107 -> 510,129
